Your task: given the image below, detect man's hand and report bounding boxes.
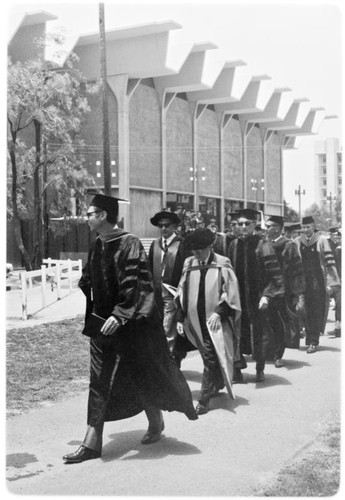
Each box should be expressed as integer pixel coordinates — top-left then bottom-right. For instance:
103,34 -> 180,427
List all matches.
176,322 -> 185,336
208,312 -> 221,333
296,294 -> 305,311
101,316 -> 120,336
258,296 -> 269,310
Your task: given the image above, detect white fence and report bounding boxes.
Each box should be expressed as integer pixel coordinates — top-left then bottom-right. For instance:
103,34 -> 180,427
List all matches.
20,258 -> 82,320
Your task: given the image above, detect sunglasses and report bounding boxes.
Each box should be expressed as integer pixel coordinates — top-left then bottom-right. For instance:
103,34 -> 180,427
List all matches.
238,221 -> 252,227
157,222 -> 174,228
86,210 -> 102,218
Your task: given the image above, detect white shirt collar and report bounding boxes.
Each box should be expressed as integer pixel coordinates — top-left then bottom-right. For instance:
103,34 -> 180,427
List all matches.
161,233 -> 176,247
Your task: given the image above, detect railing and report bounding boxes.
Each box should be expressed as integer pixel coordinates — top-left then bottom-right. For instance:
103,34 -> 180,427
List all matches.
20,258 -> 82,320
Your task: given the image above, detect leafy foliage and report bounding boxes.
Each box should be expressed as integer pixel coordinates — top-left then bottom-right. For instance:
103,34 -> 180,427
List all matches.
7,36 -> 100,267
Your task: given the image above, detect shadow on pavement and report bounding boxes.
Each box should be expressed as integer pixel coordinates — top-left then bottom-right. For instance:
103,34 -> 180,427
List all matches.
102,430 -> 201,461
251,373 -> 292,389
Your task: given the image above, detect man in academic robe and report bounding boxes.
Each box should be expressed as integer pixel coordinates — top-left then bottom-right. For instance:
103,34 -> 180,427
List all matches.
175,228 -> 241,415
295,216 -> 340,352
228,208 -> 285,383
265,215 -> 306,367
148,210 -> 191,365
63,195 -> 197,464
327,227 -> 342,337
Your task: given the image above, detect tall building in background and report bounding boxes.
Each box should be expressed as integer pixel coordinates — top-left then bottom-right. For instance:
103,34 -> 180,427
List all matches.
314,137 -> 342,207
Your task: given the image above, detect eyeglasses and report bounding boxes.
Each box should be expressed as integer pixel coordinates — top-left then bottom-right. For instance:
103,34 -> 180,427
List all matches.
238,221 -> 252,227
86,210 -> 102,218
157,223 -> 173,228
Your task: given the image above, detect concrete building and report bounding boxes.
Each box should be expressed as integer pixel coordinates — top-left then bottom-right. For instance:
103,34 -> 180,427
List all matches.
314,137 -> 342,208
7,11 -> 332,264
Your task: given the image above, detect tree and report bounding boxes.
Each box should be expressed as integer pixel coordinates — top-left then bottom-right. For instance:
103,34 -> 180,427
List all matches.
303,201 -> 342,231
283,200 -> 299,222
7,38 -> 99,269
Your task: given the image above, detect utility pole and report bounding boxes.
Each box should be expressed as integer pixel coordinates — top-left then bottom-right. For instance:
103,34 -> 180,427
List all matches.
99,2 -> 112,195
295,185 -> 306,219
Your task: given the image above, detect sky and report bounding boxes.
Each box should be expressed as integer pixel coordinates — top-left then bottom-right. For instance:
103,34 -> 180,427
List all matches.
4,0 -> 343,212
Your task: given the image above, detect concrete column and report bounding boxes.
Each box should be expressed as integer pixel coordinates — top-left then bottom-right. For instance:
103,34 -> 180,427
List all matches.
216,112 -> 233,232
260,128 -> 274,213
239,119 -> 255,208
156,89 -> 177,209
190,102 -> 207,212
107,75 -> 141,230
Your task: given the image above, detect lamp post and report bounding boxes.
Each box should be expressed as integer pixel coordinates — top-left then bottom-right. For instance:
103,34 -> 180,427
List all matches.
295,185 -> 306,219
190,165 -> 206,212
251,178 -> 264,210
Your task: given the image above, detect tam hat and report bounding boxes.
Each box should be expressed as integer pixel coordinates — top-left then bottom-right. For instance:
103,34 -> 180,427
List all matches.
266,215 -> 284,227
184,228 -> 215,250
237,208 -> 260,221
150,210 -> 181,226
90,194 -> 128,218
301,216 -> 315,225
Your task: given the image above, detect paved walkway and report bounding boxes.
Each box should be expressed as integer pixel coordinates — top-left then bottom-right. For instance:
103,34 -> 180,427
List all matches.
5,286 -> 342,496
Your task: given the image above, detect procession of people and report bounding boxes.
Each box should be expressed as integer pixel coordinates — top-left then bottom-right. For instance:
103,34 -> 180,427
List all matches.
63,194 -> 341,464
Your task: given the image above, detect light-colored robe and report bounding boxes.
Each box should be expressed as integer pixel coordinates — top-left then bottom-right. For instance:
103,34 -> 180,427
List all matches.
176,253 -> 241,400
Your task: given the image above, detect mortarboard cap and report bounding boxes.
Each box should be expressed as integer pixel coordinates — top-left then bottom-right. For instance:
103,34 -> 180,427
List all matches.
329,226 -> 341,233
237,208 -> 261,221
285,222 -> 301,231
228,212 -> 239,219
266,215 -> 284,226
301,216 -> 315,225
90,194 -> 128,218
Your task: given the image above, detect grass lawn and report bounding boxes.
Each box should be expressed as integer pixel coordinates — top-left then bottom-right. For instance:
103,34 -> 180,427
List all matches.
251,414 -> 341,496
6,317 -> 90,417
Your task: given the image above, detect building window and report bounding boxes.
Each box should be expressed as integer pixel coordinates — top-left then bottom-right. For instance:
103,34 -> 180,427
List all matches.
322,189 -> 327,198
338,177 -> 342,186
322,179 -> 327,186
319,154 -> 327,164
337,153 -> 342,164
322,167 -> 327,175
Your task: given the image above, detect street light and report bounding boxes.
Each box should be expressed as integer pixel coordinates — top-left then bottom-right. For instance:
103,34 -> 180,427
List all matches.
251,178 -> 264,210
295,185 -> 306,219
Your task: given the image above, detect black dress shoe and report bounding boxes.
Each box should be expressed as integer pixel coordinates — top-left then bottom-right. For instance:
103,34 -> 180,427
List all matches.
195,402 -> 209,415
63,445 -> 101,464
232,368 -> 244,384
141,420 -> 165,445
256,370 -> 265,382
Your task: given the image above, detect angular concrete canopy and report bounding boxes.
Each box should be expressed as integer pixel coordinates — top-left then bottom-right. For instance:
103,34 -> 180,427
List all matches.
72,21 -> 193,79
265,99 -> 310,131
214,75 -> 274,115
153,42 -> 224,93
280,108 -> 326,136
186,60 -> 251,104
239,87 -> 293,123
8,10 -> 57,44
283,136 -> 303,149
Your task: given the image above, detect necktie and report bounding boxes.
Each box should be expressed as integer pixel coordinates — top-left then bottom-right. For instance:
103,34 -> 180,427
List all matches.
164,239 -> 168,251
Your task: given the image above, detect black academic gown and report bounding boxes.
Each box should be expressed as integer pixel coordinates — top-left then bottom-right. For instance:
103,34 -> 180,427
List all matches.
79,228 -> 197,425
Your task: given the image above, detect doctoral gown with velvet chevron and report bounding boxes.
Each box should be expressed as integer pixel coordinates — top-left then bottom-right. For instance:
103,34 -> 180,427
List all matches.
78,228 -> 197,425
